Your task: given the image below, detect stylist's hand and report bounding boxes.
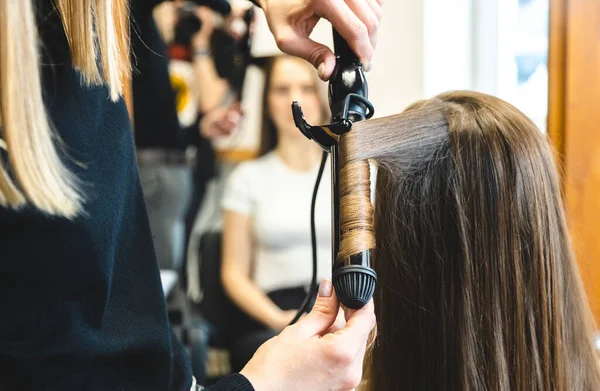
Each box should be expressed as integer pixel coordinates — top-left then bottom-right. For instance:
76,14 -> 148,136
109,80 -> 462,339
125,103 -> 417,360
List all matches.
240,279 -> 376,391
258,0 -> 384,80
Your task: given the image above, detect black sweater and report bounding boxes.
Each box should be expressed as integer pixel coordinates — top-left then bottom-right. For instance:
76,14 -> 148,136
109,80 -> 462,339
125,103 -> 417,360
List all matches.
131,0 -> 184,150
0,2 -> 252,390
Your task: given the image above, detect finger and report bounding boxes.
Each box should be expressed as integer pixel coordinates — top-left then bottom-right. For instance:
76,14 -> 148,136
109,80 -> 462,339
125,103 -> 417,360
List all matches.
340,294 -> 375,322
217,115 -> 237,128
365,0 -> 383,22
227,109 -> 242,122
273,26 -> 337,81
345,0 -> 380,50
333,299 -> 376,351
344,341 -> 368,390
325,308 -> 347,334
314,0 -> 374,66
214,122 -> 235,136
324,334 -> 368,391
222,107 -> 242,122
217,112 -> 240,132
217,118 -> 238,133
294,279 -> 340,338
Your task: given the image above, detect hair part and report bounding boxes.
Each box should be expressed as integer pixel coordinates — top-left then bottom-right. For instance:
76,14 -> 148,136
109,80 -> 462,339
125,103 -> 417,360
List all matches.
345,91 -> 600,390
0,0 -> 130,218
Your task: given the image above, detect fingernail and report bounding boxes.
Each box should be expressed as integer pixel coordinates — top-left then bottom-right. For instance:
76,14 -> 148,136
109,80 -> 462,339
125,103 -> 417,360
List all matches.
317,62 -> 326,79
318,279 -> 333,297
364,61 -> 372,72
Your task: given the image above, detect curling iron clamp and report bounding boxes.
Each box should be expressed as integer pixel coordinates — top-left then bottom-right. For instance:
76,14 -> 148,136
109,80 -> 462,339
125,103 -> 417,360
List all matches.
292,29 -> 377,310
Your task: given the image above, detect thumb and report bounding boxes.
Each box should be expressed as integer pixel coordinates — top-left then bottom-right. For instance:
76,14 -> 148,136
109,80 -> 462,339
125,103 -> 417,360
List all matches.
275,29 -> 337,81
294,279 -> 339,338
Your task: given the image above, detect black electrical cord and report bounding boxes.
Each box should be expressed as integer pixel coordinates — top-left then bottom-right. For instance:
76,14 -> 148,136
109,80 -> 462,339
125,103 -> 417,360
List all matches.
289,150 -> 328,325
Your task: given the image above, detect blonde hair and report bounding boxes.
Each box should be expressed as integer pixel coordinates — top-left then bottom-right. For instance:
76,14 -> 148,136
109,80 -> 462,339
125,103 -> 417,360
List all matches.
0,0 -> 130,218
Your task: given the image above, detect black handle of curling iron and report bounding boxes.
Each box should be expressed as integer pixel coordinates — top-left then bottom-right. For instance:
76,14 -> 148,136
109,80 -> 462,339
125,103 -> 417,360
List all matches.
332,30 -> 358,64
329,31 -> 370,125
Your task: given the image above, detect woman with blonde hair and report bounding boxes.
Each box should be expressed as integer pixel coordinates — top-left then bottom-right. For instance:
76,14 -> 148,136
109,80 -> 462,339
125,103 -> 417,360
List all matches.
0,0 -> 381,390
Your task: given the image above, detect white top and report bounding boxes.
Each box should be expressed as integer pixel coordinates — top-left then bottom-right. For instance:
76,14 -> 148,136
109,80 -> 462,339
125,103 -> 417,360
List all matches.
222,152 -> 333,293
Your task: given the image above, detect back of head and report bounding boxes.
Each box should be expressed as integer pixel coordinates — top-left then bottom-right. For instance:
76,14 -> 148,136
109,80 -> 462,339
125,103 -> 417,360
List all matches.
346,91 -> 600,390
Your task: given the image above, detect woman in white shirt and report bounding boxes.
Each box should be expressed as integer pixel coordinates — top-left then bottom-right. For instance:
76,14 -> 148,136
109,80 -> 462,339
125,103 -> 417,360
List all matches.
221,55 -> 331,371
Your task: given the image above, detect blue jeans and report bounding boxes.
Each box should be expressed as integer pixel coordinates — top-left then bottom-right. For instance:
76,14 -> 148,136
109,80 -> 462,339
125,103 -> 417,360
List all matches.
139,164 -> 192,271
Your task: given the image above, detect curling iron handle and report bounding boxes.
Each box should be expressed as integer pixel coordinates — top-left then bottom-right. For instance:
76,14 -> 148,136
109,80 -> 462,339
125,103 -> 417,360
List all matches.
332,29 -> 359,64
329,30 -> 370,124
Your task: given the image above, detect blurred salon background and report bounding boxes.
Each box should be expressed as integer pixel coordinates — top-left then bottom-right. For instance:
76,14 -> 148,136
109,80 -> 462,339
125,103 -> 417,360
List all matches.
131,0 -> 600,385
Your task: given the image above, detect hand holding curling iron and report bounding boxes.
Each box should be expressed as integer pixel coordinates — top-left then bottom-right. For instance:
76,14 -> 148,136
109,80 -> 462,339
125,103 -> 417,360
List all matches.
257,0 -> 384,80
241,280 -> 375,391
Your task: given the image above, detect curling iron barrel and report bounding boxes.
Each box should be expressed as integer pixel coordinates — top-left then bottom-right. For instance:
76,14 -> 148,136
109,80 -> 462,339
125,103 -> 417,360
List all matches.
334,140 -> 376,309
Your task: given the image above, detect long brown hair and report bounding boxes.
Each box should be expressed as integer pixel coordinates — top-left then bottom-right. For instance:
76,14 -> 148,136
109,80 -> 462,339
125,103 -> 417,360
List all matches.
0,0 -> 130,218
344,91 -> 600,390
258,55 -> 329,156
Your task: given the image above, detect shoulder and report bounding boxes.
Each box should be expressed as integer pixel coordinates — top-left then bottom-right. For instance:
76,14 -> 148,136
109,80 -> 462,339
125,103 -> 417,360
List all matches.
229,152 -> 278,180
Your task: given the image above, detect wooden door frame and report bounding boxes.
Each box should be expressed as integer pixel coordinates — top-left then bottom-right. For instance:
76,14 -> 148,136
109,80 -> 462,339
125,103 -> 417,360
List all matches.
548,0 -> 600,325
547,0 -> 566,173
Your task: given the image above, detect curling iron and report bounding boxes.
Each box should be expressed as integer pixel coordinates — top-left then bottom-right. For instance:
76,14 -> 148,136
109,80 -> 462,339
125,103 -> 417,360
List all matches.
290,27 -> 377,318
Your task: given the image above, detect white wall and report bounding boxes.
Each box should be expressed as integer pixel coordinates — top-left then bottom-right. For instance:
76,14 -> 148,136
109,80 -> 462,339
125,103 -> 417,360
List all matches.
472,0 -> 500,95
367,0 -> 425,117
423,0 -> 474,97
